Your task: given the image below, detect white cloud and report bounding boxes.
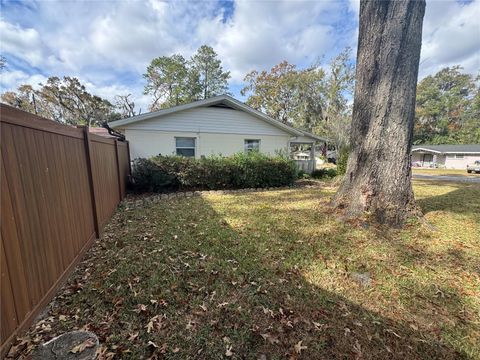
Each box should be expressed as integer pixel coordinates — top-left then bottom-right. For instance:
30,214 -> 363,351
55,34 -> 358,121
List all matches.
0,70 -> 48,90
0,0 -> 478,110
0,20 -> 47,66
419,0 -> 480,77
212,0 -> 342,82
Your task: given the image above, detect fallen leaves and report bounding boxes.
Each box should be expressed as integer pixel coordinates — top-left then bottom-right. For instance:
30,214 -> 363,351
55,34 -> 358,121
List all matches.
7,186 -> 480,359
225,345 -> 233,357
70,337 -> 96,354
260,333 -> 279,345
146,315 -> 164,333
294,340 -> 307,354
133,303 -> 148,314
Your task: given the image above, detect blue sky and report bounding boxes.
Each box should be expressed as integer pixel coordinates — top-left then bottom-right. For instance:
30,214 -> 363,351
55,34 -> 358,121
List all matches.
1,0 -> 479,112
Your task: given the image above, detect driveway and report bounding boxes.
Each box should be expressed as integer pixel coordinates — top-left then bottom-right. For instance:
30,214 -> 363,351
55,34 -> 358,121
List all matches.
413,173 -> 480,183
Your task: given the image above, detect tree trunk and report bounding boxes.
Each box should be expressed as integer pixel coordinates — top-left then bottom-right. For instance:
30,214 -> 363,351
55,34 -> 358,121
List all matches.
333,0 -> 426,227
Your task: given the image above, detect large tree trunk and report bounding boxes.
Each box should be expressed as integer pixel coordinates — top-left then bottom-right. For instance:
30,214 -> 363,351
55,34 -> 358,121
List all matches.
333,0 -> 426,226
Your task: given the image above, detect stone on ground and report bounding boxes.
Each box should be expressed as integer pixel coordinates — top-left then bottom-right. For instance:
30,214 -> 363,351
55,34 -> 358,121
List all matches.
32,331 -> 98,360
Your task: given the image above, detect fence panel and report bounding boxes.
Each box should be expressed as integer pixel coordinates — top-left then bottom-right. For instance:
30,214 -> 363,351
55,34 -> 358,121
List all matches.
0,105 -> 130,355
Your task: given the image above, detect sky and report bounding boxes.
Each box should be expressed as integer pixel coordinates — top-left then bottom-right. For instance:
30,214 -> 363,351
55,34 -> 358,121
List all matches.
0,0 -> 479,112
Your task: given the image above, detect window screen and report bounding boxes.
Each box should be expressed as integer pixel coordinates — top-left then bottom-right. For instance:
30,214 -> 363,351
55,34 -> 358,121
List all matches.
176,137 -> 195,157
244,139 -> 260,152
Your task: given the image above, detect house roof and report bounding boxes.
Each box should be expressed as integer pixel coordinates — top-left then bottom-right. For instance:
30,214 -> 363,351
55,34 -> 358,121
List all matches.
412,144 -> 480,154
109,95 -> 326,142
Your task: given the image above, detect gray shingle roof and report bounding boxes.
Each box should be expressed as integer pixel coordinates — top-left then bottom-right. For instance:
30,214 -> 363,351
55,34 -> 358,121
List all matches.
412,144 -> 480,154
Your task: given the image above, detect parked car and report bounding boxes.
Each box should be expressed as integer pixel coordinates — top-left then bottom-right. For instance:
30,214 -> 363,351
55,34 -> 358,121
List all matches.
467,160 -> 480,174
327,150 -> 337,164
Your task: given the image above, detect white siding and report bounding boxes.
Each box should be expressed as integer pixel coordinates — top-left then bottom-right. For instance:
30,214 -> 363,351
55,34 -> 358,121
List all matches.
444,154 -> 480,169
123,107 -> 288,136
125,129 -> 290,159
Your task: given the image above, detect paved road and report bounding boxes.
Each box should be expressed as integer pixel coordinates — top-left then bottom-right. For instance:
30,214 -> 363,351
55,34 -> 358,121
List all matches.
413,173 -> 480,183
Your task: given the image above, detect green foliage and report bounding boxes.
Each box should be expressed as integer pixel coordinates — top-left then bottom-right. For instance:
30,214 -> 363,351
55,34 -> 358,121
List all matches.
241,61 -> 309,125
336,148 -> 349,175
191,45 -> 231,99
131,152 -> 298,192
143,54 -> 199,111
311,168 -> 337,179
414,66 -> 479,144
143,45 -> 230,110
1,77 -> 118,126
130,158 -> 178,192
241,48 -> 355,150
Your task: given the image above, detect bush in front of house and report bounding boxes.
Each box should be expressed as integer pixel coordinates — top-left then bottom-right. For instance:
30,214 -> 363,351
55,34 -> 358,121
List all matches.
336,147 -> 350,175
311,168 -> 337,179
130,152 -> 298,192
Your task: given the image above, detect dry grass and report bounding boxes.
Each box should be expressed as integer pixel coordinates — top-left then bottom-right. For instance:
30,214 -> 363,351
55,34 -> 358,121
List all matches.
7,180 -> 480,359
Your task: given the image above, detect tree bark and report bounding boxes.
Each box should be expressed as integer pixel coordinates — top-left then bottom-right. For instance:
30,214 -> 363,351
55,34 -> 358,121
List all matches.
333,0 -> 426,227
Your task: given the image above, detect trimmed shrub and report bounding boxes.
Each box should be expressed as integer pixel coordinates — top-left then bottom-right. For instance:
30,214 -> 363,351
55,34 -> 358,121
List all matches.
130,158 -> 178,192
311,168 -> 337,179
336,148 -> 349,175
131,152 -> 298,192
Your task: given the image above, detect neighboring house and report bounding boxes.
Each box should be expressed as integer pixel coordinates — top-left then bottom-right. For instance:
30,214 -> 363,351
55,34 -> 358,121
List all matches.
109,95 -> 326,173
412,144 -> 480,169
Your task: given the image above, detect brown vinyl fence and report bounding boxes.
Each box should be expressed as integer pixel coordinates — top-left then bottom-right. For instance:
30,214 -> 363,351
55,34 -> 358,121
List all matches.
0,104 -> 131,355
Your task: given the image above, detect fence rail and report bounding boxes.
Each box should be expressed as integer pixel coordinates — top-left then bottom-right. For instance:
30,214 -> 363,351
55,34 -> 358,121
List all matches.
0,104 -> 131,355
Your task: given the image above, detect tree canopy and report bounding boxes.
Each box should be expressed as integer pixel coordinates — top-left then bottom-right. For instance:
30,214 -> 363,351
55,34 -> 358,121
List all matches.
414,66 -> 479,144
143,45 -> 230,111
241,48 -> 354,150
1,76 -> 119,126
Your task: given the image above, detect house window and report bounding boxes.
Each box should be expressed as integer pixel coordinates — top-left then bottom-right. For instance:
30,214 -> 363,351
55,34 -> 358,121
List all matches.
244,139 -> 260,153
175,137 -> 196,157
455,154 -> 464,159
446,154 -> 455,159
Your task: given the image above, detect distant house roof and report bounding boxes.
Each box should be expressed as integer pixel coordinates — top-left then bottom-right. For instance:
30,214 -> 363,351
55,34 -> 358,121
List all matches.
89,127 -> 116,138
108,94 -> 327,142
412,144 -> 480,154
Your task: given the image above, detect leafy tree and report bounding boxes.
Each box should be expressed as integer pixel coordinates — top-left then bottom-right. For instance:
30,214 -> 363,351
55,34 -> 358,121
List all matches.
241,48 -> 354,152
114,94 -> 138,118
414,66 -> 478,144
1,84 -> 37,114
1,76 -> 116,126
143,54 -> 200,111
191,45 -> 230,99
144,45 -> 230,109
241,61 -> 301,124
315,48 -> 355,151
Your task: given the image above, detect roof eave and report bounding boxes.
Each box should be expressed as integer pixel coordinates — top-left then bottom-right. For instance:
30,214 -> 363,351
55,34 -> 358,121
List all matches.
109,95 -> 307,137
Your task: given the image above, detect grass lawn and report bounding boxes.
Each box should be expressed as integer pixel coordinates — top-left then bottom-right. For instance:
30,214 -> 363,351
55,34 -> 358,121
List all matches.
412,168 -> 473,176
8,181 -> 480,359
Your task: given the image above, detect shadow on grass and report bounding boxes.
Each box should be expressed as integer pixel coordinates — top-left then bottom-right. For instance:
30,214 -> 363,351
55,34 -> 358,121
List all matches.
8,189 -> 474,359
415,181 -> 480,215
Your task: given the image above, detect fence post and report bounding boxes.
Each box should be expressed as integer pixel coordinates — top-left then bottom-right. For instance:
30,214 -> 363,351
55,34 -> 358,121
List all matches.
81,126 -> 100,238
114,139 -> 123,201
126,141 -> 132,176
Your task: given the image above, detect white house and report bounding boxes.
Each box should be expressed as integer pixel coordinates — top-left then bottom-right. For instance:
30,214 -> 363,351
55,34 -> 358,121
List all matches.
412,144 -> 480,169
109,95 -> 325,172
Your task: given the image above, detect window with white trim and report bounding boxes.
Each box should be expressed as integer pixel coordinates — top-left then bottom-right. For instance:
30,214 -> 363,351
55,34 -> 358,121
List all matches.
447,154 -> 465,159
175,137 -> 196,157
244,139 -> 260,153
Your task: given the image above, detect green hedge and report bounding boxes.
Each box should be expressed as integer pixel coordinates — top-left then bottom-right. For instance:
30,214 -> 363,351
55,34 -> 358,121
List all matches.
131,152 -> 298,192
336,147 -> 349,175
311,168 -> 337,179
